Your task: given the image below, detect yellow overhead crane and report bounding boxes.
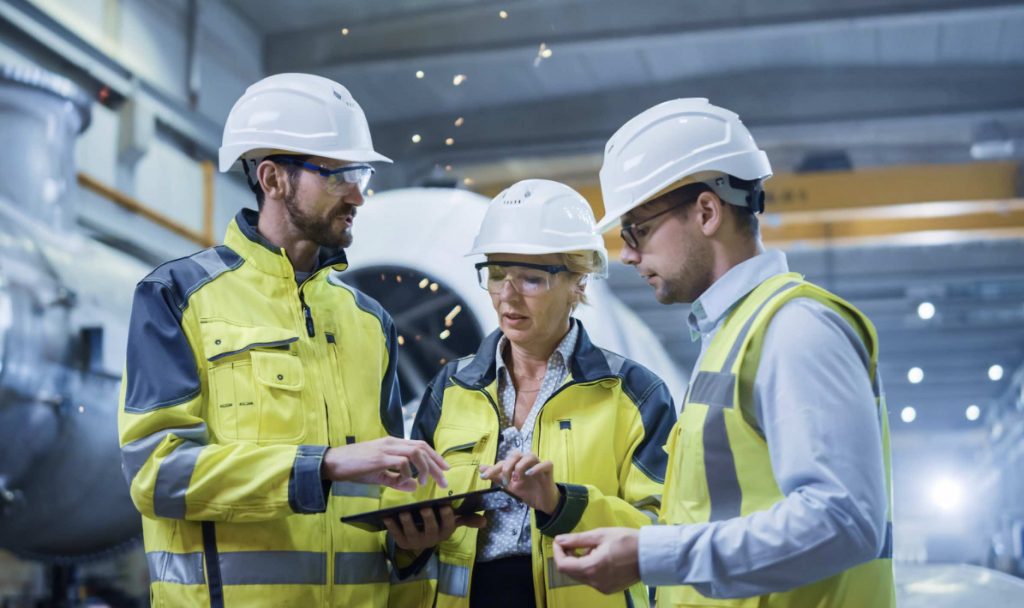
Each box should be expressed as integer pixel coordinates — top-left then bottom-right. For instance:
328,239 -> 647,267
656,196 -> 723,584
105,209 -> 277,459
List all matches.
485,161 -> 1023,255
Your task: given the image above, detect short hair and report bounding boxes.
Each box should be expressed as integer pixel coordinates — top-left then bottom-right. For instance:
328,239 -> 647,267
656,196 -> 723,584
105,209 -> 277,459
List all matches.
560,250 -> 604,307
659,181 -> 759,239
246,156 -> 306,210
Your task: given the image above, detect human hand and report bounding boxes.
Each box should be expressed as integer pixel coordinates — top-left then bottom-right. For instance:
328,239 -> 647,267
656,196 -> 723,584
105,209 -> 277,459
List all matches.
321,437 -> 449,491
383,506 -> 487,551
551,527 -> 640,594
478,450 -> 559,514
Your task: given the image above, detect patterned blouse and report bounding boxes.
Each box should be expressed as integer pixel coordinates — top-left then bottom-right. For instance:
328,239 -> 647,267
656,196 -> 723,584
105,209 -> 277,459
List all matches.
476,321 -> 580,561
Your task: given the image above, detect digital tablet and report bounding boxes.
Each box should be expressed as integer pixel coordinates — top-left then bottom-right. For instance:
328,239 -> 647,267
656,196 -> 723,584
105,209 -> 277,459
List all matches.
341,487 -> 511,533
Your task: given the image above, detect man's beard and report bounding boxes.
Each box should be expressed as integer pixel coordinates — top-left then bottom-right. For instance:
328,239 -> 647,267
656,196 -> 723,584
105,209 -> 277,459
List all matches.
283,190 -> 355,249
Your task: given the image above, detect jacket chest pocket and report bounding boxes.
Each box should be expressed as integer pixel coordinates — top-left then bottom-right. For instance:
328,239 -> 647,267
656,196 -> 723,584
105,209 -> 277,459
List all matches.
203,321 -> 306,444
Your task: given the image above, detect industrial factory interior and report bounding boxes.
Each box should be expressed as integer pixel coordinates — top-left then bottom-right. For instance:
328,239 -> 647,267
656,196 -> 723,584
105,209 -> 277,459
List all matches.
1,0 -> 1023,606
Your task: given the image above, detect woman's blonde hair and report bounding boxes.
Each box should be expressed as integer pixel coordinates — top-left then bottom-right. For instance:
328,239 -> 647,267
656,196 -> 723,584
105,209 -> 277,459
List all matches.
560,250 -> 603,308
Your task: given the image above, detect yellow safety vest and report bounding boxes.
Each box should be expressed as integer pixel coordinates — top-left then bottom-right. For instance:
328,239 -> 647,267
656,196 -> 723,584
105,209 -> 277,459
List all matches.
658,272 -> 895,608
118,209 -> 404,607
388,322 -> 675,608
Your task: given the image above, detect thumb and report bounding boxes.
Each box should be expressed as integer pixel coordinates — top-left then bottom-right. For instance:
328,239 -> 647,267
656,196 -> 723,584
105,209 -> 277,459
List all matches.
555,529 -> 604,548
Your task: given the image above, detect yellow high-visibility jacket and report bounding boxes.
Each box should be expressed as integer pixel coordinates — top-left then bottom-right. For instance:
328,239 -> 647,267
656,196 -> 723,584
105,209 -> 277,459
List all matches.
658,273 -> 895,607
118,209 -> 404,607
389,321 -> 676,608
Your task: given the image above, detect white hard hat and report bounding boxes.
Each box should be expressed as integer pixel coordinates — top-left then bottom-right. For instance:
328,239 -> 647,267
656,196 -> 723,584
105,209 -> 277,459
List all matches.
218,73 -> 392,172
596,98 -> 772,233
468,179 -> 608,278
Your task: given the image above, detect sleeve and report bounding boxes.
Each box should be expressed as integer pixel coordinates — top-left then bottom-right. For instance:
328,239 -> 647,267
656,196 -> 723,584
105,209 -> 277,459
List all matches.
117,279 -> 329,522
638,299 -> 889,597
538,378 -> 675,537
381,363 -> 457,585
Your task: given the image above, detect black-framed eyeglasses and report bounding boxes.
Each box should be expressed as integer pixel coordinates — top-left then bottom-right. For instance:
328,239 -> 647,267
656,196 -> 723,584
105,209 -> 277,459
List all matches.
474,261 -> 571,296
265,155 -> 375,195
620,201 -> 689,249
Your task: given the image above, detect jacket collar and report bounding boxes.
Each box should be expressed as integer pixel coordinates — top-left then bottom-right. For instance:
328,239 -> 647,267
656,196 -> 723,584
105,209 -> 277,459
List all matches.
453,318 -> 617,389
224,208 -> 349,279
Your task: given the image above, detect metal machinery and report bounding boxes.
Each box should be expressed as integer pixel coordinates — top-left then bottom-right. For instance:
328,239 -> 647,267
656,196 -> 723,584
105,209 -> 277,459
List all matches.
0,65 -> 150,564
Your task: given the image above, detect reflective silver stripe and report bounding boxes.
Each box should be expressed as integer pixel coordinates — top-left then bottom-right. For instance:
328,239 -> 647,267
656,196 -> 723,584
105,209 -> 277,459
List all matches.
153,441 -> 205,519
391,553 -> 439,584
720,281 -> 801,372
334,552 -> 389,585
191,248 -> 230,281
692,280 -> 801,519
547,557 -> 582,589
146,551 -> 205,585
332,481 -> 381,498
438,561 -> 470,597
599,349 -> 626,376
688,372 -> 736,408
121,423 -> 208,486
219,551 -> 326,585
703,404 -> 742,521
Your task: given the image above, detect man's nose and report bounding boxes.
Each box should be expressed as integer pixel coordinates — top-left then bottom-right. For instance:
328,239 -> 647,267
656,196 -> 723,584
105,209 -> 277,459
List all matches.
620,243 -> 639,266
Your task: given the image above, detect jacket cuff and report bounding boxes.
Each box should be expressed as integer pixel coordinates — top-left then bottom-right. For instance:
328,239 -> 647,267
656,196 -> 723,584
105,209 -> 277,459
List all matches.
288,445 -> 329,514
537,483 -> 588,537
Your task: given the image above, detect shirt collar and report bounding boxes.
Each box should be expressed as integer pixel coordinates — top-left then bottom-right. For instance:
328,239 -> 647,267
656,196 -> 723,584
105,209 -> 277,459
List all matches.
687,249 -> 789,340
495,319 -> 580,378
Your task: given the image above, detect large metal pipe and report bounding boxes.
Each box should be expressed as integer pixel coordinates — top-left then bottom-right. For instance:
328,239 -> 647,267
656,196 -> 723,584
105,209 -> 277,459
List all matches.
0,64 -> 148,562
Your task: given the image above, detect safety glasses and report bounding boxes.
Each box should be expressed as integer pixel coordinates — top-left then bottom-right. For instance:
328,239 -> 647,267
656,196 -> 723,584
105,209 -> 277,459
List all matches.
474,261 -> 571,296
266,155 -> 375,195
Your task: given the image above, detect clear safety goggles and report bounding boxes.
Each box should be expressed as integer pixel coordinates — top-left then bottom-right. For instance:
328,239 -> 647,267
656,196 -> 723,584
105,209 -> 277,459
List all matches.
267,155 -> 375,196
474,261 -> 572,296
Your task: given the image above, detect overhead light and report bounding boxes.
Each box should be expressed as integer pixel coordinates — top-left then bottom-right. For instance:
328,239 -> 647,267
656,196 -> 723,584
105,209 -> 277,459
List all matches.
900,406 -> 916,423
538,42 -> 552,59
463,177 -> 474,186
989,365 -> 1004,381
930,477 -> 963,512
499,10 -> 508,19
445,137 -> 454,146
411,134 -> 421,143
415,70 -> 425,79
454,117 -> 464,127
965,404 -> 980,421
907,367 -> 924,384
452,74 -> 466,86
444,164 -> 453,172
917,302 -> 935,320
340,27 -> 350,36
970,120 -> 1015,160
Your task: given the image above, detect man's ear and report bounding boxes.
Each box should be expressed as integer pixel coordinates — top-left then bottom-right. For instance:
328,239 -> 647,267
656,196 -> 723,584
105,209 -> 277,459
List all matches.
694,191 -> 724,237
257,160 -> 289,200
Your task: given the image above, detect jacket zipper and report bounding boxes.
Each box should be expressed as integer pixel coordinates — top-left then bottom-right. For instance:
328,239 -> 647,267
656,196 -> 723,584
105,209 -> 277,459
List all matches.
296,277 -> 331,601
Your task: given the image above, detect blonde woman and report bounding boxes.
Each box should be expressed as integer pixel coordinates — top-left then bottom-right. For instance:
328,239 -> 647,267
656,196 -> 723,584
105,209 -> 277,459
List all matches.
388,180 -> 676,608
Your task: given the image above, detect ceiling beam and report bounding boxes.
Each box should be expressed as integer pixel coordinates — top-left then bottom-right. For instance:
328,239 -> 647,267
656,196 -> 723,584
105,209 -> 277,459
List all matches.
370,66 -> 1024,176
264,0 -> 1021,72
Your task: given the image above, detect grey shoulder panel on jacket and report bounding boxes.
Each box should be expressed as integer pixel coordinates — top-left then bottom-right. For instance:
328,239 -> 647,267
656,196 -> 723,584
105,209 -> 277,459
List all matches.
598,348 -> 667,407
325,272 -> 395,334
139,246 -> 244,314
